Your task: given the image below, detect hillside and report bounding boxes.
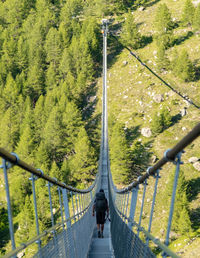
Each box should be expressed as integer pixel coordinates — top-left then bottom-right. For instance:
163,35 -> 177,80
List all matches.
0,0 -> 200,256
93,0 -> 200,256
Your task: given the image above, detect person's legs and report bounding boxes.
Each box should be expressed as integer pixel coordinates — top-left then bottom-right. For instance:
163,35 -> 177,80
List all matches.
100,224 -> 104,238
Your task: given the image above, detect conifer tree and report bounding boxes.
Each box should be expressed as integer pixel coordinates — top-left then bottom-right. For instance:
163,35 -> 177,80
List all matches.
61,159 -> 70,185
109,122 -> 131,184
193,4 -> 200,30
1,73 -> 19,110
121,10 -> 142,49
42,106 -> 63,162
0,107 -> 19,151
182,0 -> 195,26
16,196 -> 35,244
154,3 -> 174,49
69,127 -> 97,187
167,169 -> 192,234
173,49 -> 195,81
156,44 -> 170,71
151,107 -> 172,134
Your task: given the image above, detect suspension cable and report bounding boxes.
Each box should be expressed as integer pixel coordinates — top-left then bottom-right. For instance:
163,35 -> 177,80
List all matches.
110,33 -> 200,110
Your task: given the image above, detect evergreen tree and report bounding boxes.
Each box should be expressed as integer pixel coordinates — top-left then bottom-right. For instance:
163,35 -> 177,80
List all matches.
154,3 -> 174,49
151,107 -> 172,134
173,49 -> 195,81
182,0 -> 195,26
156,44 -> 170,71
61,159 -> 70,185
193,4 -> 200,30
16,196 -> 35,244
42,106 -> 63,162
167,169 -> 192,234
109,122 -> 131,184
121,10 -> 142,49
69,127 -> 97,187
0,107 -> 19,150
1,73 -> 19,110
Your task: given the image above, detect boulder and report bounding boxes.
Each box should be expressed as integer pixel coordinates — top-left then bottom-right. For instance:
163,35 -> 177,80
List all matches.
193,162 -> 200,171
151,155 -> 158,163
139,6 -> 145,11
180,107 -> 187,117
188,157 -> 199,163
141,127 -> 152,137
153,94 -> 164,103
123,60 -> 128,65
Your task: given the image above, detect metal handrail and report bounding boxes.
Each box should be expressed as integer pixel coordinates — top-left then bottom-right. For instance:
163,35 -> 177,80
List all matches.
3,201 -> 92,258
0,147 -> 98,194
113,122 -> 200,194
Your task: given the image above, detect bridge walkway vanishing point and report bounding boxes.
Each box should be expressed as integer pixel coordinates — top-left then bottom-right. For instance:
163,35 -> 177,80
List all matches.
87,152 -> 114,258
0,20 -> 200,258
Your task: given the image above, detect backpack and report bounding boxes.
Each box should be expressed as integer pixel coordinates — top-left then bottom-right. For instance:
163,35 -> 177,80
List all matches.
95,192 -> 107,213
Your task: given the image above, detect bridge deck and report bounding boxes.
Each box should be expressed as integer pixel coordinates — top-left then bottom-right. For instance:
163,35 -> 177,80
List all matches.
87,155 -> 114,258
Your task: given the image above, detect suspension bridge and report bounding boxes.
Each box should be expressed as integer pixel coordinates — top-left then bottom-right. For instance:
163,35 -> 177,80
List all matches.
1,20 -> 200,258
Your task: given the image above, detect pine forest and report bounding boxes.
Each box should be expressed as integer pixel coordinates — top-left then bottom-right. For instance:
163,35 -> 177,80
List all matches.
0,0 -> 200,256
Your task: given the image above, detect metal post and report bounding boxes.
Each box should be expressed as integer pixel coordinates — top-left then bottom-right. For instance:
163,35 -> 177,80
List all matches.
125,192 -> 130,221
146,170 -> 160,245
30,174 -> 41,249
71,191 -> 76,221
163,152 -> 183,257
137,180 -> 147,236
62,188 -> 75,258
128,185 -> 139,229
122,194 -> 127,218
75,193 -> 79,218
58,187 -> 64,229
102,19 -> 108,151
1,159 -> 16,251
78,194 -> 82,215
90,191 -> 93,201
48,182 -> 54,227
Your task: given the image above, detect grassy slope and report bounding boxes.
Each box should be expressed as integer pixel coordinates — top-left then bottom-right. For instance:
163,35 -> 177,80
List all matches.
95,0 -> 200,256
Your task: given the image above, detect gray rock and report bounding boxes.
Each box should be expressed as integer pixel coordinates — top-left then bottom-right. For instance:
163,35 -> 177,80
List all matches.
139,6 -> 145,11
141,128 -> 152,137
153,94 -> 164,103
123,60 -> 128,65
193,162 -> 200,171
151,155 -> 158,163
188,157 -> 199,163
180,107 -> 187,117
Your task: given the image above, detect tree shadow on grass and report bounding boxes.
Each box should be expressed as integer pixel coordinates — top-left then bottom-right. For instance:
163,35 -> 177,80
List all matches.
172,31 -> 193,47
187,177 -> 200,202
190,207 -> 200,230
143,0 -> 161,8
171,113 -> 182,126
125,125 -> 141,144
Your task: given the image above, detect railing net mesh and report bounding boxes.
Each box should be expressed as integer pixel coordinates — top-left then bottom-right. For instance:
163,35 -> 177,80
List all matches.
108,183 -> 156,258
34,203 -> 95,258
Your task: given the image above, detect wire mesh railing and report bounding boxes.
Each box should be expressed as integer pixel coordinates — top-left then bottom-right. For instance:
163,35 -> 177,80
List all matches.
0,148 -> 100,258
108,122 -> 200,258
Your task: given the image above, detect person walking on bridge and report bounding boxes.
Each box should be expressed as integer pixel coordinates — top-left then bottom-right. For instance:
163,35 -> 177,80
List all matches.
92,189 -> 109,238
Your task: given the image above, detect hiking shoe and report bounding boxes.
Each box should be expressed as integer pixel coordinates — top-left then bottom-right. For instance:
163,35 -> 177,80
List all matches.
98,231 -> 101,238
